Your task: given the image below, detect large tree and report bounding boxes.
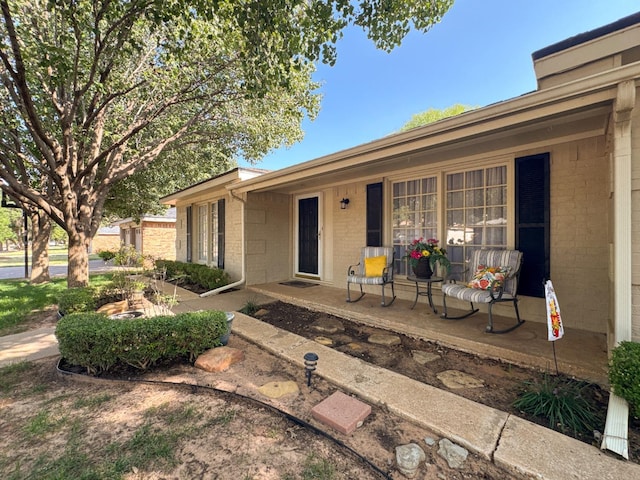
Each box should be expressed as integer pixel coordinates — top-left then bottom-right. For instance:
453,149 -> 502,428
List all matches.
399,104 -> 477,132
0,0 -> 453,287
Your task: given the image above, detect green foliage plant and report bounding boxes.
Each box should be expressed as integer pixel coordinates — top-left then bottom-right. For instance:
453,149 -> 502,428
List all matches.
56,287 -> 97,315
114,245 -> 144,268
609,341 -> 640,417
513,374 -> 598,436
155,260 -> 230,290
97,250 -> 116,262
55,311 -> 228,374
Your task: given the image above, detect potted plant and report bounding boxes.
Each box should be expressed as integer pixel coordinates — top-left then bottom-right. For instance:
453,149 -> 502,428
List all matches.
403,237 -> 450,278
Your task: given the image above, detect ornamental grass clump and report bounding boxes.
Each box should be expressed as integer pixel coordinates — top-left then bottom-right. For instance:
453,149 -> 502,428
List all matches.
609,341 -> 640,417
513,374 -> 599,437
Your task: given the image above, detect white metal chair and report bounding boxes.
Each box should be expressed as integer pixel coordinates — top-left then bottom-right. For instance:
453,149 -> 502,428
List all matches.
441,249 -> 524,334
346,246 -> 396,307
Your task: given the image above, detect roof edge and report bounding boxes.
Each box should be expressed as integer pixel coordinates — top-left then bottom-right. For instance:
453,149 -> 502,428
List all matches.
532,12 -> 640,60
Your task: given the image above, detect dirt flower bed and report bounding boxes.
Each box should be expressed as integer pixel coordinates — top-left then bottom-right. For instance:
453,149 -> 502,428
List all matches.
250,300 -> 640,463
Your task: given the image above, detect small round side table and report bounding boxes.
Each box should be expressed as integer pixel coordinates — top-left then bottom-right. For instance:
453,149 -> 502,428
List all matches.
407,275 -> 443,314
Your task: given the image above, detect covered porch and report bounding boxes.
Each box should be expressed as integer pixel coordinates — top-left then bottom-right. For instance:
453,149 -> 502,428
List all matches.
249,281 -> 609,386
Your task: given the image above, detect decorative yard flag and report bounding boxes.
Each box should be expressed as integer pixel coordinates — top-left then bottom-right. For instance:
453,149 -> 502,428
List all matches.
544,280 -> 564,341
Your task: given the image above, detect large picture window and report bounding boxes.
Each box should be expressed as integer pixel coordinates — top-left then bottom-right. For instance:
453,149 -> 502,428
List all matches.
392,177 -> 438,275
445,166 -> 507,277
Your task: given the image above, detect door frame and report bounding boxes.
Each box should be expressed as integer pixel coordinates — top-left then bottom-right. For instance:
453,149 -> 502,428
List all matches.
294,192 -> 323,278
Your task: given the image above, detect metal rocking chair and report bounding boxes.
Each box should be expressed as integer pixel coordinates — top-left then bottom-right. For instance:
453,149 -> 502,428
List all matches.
441,249 -> 524,334
346,246 -> 396,307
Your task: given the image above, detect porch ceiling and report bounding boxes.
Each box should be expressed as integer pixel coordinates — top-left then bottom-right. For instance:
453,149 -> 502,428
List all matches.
246,102 -> 611,195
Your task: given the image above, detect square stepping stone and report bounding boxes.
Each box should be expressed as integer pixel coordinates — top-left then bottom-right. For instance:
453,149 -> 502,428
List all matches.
311,391 -> 371,434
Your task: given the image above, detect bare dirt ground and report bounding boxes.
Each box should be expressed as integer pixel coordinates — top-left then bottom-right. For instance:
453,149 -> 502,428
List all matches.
2,311 -> 525,480
251,300 -> 640,464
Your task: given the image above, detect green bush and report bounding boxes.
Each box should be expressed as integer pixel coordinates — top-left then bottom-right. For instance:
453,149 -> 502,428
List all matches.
609,341 -> 640,417
97,250 -> 116,262
155,260 -> 230,290
55,311 -> 228,374
57,287 -> 98,315
513,374 -> 598,436
114,244 -> 144,267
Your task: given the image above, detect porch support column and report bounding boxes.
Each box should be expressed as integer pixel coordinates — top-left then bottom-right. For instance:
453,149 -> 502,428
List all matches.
601,79 -> 635,458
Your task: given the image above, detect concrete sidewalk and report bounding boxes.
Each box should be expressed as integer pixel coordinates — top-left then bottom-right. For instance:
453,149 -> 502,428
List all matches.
1,287 -> 638,479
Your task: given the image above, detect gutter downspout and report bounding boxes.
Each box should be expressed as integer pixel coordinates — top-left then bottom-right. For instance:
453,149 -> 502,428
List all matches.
601,79 -> 635,459
200,189 -> 246,297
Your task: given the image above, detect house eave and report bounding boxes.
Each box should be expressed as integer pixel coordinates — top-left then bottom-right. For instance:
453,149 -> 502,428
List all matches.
232,61 -> 640,194
161,167 -> 268,205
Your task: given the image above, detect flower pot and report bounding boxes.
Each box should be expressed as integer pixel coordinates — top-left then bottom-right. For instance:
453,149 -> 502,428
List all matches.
412,258 -> 433,279
220,312 -> 235,346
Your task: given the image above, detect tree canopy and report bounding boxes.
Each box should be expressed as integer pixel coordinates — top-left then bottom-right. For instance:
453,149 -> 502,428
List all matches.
0,0 -> 453,285
399,104 -> 477,132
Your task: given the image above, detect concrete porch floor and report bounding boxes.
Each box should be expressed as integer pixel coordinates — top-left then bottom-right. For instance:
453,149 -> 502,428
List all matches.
248,281 -> 610,386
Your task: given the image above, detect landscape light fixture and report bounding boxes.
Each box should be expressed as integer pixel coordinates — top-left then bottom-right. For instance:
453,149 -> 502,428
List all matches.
340,198 -> 350,210
303,352 -> 319,387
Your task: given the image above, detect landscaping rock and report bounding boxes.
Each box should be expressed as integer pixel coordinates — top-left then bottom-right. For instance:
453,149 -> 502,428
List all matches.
195,347 -> 244,372
437,438 -> 468,469
367,333 -> 401,346
310,316 -> 345,334
314,336 -> 333,346
436,370 -> 484,389
395,442 -> 426,478
96,300 -> 129,316
412,350 -> 440,365
257,381 -> 299,399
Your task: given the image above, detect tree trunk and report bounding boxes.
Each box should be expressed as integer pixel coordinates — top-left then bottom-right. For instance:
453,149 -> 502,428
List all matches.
30,212 -> 51,284
67,231 -> 90,287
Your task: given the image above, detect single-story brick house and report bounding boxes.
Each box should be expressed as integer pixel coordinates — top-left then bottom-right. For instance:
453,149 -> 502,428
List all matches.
164,12 -> 640,345
113,207 -> 177,261
163,13 -> 640,453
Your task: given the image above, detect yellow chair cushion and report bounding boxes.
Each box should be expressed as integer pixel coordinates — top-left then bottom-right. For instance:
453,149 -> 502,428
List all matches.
364,255 -> 387,277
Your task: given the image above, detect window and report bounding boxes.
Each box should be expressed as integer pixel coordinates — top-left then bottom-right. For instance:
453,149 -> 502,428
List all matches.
445,166 -> 507,278
392,177 -> 438,275
186,206 -> 193,262
197,205 -> 208,262
210,202 -> 219,266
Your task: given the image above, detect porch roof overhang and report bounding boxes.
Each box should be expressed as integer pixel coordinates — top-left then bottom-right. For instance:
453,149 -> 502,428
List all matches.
232,61 -> 640,196
161,167 -> 268,205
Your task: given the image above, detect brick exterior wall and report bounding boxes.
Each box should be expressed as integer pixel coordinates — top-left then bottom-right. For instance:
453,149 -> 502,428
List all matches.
245,192 -> 290,285
142,222 -> 176,261
90,234 -> 120,253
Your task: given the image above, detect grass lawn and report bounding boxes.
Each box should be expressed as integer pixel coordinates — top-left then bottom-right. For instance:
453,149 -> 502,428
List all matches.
0,274 -> 114,336
0,246 -> 100,268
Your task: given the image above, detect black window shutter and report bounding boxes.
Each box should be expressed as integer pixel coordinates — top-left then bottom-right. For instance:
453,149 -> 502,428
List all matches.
217,199 -> 225,269
185,206 -> 193,263
366,183 -> 383,247
515,153 -> 550,298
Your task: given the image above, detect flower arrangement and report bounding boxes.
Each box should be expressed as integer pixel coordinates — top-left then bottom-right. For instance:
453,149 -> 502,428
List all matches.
403,238 -> 451,271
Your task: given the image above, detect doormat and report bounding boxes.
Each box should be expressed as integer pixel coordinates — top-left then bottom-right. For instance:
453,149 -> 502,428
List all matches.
279,280 -> 318,288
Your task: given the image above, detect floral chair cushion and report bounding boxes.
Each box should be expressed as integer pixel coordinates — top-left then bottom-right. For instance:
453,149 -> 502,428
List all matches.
468,265 -> 512,290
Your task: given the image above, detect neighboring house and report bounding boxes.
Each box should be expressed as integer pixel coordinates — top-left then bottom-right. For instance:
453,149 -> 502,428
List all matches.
114,207 -> 177,261
162,13 -> 640,351
90,225 -> 120,253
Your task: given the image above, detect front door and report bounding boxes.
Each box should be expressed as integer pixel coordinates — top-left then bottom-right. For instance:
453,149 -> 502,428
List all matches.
297,196 -> 319,276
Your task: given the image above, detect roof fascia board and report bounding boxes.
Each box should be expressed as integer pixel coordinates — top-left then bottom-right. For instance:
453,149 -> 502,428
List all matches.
534,23 -> 640,79
233,62 -> 640,195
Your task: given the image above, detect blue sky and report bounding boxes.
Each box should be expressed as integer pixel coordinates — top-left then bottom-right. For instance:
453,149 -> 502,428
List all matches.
240,0 -> 639,171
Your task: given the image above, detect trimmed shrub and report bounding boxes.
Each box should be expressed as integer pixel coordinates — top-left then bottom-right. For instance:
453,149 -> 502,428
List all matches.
609,341 -> 640,417
57,287 -> 98,315
155,260 -> 230,290
97,250 -> 116,262
55,310 -> 228,374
